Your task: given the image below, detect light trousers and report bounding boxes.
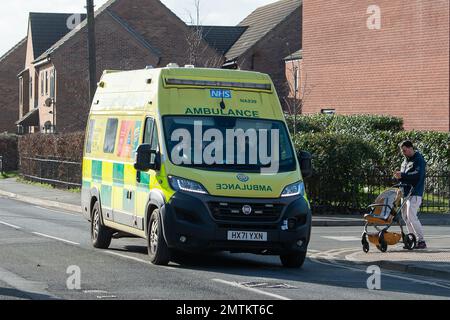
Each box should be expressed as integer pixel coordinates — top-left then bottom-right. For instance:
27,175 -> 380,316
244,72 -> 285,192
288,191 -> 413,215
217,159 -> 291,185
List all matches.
401,196 -> 425,242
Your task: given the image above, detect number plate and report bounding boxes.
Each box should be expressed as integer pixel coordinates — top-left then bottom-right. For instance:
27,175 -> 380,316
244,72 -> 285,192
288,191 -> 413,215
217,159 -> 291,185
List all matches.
227,231 -> 267,242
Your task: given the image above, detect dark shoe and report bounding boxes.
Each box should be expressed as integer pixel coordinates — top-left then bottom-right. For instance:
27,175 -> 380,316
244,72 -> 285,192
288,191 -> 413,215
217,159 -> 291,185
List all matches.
416,241 -> 427,249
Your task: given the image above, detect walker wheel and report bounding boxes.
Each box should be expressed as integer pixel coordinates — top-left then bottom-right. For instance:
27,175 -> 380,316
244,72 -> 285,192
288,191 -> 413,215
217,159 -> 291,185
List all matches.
377,231 -> 388,252
363,242 -> 370,253
361,233 -> 369,253
404,233 -> 416,250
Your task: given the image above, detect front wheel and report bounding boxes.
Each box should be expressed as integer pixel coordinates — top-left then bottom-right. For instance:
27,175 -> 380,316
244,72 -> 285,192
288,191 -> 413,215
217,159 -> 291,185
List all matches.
91,201 -> 112,249
404,233 -> 416,250
280,251 -> 307,268
147,208 -> 171,265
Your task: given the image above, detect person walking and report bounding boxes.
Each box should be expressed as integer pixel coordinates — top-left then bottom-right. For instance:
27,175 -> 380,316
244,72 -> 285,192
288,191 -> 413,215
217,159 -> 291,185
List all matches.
394,140 -> 427,249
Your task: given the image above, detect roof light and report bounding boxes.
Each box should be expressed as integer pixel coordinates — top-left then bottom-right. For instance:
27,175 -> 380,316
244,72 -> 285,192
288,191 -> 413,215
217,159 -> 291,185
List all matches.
165,78 -> 271,91
166,63 -> 179,68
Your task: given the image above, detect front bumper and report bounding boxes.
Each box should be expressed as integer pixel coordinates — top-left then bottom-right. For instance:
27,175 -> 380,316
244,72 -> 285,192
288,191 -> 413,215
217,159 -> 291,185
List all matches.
160,192 -> 312,255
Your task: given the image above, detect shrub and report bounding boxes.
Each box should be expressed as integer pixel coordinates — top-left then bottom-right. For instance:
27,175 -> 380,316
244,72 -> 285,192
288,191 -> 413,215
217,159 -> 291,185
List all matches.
0,134 -> 18,171
293,132 -> 381,212
285,114 -> 404,135
18,132 -> 85,188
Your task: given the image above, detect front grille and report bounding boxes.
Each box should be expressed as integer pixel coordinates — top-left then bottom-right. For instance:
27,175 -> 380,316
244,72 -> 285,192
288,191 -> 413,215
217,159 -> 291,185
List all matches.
208,201 -> 284,222
217,223 -> 278,230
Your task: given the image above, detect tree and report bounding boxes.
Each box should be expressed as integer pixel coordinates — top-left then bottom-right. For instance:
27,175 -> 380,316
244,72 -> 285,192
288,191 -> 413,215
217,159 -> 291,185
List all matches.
283,45 -> 314,136
185,0 -> 224,68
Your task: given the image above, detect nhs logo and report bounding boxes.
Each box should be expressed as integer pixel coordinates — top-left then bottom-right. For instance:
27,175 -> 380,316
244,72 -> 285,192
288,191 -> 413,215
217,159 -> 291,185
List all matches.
210,89 -> 231,99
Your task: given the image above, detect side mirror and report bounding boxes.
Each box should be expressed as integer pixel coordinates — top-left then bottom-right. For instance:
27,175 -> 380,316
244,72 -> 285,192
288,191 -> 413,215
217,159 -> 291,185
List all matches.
134,144 -> 160,171
298,151 -> 313,178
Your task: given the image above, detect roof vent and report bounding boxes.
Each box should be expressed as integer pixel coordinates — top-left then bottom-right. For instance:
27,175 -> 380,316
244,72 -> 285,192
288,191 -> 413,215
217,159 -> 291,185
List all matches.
166,63 -> 179,68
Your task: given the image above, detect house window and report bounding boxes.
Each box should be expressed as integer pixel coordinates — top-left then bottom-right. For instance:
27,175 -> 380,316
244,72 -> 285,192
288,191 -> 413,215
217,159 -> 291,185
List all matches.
19,78 -> 23,105
44,121 -> 53,133
29,76 -> 33,100
103,118 -> 118,153
50,69 -> 55,98
45,71 -> 48,95
41,73 -> 44,96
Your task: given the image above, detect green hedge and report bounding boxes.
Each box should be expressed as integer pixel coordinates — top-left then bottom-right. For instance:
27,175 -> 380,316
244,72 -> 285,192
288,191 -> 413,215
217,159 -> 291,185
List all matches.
287,114 -> 449,174
354,130 -> 450,175
293,132 -> 381,211
286,114 -> 404,134
289,114 -> 449,213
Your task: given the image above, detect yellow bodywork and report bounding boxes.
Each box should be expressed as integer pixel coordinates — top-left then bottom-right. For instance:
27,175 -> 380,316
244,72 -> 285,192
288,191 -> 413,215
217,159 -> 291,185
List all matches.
82,67 -> 306,236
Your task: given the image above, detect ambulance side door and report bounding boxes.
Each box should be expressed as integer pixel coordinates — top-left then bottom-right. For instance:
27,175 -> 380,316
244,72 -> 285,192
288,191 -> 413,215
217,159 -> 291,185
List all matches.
135,116 -> 160,226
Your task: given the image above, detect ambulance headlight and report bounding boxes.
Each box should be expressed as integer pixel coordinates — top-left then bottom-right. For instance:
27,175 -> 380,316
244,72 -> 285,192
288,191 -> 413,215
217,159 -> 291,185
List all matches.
281,181 -> 305,197
168,176 -> 208,194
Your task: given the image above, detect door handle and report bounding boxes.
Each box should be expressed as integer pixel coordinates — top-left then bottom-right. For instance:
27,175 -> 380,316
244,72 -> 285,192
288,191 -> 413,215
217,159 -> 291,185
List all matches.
136,170 -> 141,183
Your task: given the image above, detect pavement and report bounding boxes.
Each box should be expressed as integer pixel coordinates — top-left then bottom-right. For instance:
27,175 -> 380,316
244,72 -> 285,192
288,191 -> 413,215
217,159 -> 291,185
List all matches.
1,177 -> 450,283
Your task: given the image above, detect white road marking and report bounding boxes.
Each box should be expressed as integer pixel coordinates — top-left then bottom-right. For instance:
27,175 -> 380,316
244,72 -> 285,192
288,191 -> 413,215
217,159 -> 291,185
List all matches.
212,278 -> 291,300
0,220 -> 22,230
322,236 -> 362,242
103,250 -> 177,271
33,206 -> 78,217
83,290 -> 108,294
31,232 -> 80,245
309,248 -> 450,291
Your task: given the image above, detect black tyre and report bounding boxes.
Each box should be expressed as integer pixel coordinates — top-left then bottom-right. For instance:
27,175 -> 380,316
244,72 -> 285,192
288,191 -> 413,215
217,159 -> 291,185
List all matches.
91,200 -> 112,249
147,208 -> 171,265
361,232 -> 369,253
404,233 -> 417,250
361,233 -> 369,253
280,251 -> 307,268
363,242 -> 370,253
377,231 -> 388,252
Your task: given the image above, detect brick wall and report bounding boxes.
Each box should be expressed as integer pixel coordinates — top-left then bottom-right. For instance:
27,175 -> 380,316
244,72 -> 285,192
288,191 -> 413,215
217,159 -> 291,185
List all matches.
302,0 -> 450,131
51,11 -> 160,133
47,0 -> 223,133
237,7 -> 302,104
110,0 -> 222,67
0,39 -> 27,133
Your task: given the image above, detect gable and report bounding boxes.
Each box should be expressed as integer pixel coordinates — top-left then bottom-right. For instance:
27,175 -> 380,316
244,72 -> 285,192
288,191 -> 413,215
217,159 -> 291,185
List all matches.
226,0 -> 301,60
29,12 -> 86,59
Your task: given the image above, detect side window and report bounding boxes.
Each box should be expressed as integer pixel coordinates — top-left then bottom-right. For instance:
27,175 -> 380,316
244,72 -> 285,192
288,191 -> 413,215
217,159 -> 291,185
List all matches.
103,118 -> 118,153
143,117 -> 159,151
117,120 -> 142,159
85,119 -> 95,154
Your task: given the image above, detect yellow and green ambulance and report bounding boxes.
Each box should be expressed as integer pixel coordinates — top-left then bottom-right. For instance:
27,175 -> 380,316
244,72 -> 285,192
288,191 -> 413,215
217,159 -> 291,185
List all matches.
81,65 -> 312,268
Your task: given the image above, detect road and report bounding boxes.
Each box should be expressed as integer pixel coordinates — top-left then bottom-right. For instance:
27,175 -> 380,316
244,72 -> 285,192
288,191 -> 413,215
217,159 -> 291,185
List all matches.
0,196 -> 449,300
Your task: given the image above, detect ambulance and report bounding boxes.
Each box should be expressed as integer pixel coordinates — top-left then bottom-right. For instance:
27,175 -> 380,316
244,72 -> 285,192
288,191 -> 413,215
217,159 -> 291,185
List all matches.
81,65 -> 312,268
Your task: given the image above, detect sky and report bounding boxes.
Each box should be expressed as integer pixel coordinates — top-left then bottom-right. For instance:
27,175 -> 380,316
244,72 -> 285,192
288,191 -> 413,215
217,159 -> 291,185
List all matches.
0,0 -> 279,57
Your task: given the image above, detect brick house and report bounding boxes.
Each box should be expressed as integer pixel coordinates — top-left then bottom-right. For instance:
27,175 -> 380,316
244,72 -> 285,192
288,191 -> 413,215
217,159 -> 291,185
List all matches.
0,38 -> 27,133
301,0 -> 450,131
284,49 -> 302,115
224,0 -> 302,103
17,12 -> 86,134
16,0 -> 221,134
